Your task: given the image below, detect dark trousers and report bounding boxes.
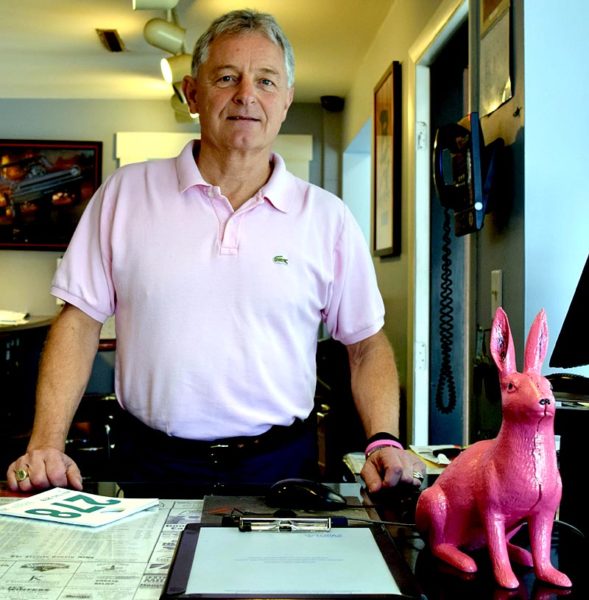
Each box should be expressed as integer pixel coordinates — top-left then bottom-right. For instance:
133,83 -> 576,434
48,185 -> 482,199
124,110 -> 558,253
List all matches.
112,409 -> 319,495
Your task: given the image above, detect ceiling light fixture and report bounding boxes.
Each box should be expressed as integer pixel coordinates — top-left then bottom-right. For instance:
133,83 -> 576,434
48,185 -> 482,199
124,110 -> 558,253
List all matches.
143,18 -> 186,54
132,0 -> 179,9
132,0 -> 195,118
161,53 -> 192,84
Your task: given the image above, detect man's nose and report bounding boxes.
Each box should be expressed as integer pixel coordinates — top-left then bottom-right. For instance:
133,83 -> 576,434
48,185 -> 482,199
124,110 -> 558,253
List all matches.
234,78 -> 256,104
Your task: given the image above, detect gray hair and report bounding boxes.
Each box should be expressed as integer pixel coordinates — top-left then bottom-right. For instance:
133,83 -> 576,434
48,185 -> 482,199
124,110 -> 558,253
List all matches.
190,9 -> 295,88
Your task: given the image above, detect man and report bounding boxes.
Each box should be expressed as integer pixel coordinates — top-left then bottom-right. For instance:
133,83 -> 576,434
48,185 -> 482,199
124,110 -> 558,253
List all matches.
7,10 -> 424,493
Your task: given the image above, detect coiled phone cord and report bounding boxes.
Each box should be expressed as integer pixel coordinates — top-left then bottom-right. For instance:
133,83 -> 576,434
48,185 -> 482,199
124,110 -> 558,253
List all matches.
435,207 -> 457,414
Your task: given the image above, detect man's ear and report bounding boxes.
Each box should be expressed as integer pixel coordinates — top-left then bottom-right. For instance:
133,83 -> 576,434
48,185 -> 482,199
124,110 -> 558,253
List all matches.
182,75 -> 198,115
282,87 -> 295,121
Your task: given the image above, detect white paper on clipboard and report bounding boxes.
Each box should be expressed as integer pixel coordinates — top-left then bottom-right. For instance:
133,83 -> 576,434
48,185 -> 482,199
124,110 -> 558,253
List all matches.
186,527 -> 401,596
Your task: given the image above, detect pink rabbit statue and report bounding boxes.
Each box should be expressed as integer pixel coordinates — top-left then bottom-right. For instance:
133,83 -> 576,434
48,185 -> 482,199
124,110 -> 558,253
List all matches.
415,307 -> 572,589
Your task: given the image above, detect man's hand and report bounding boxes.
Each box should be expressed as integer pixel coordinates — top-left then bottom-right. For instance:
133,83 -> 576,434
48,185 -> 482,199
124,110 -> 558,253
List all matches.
361,446 -> 425,493
6,448 -> 83,492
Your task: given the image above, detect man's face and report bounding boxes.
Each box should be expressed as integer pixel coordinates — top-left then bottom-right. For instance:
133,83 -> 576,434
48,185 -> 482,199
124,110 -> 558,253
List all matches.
183,32 -> 294,156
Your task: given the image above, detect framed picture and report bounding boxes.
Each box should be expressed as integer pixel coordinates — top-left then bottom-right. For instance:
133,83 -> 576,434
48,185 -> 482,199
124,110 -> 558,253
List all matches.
0,139 -> 102,250
373,61 -> 401,257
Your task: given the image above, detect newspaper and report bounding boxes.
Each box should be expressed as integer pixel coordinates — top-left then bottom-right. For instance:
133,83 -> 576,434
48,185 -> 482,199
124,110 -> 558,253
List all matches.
0,496 -> 202,600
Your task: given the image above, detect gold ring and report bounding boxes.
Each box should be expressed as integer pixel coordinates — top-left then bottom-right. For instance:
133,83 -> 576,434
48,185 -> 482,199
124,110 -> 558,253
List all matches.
14,468 -> 29,482
412,471 -> 424,481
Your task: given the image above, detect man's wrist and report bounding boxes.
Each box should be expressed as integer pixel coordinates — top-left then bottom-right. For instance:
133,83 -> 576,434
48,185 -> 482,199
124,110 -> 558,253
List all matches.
27,434 -> 66,453
365,432 -> 404,458
365,432 -> 402,446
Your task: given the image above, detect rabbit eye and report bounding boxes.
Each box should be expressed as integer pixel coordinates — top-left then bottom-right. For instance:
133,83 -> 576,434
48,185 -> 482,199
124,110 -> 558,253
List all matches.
506,382 -> 516,392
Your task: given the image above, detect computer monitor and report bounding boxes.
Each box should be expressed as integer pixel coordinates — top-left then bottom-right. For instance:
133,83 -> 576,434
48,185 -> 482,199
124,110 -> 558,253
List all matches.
550,253 -> 589,369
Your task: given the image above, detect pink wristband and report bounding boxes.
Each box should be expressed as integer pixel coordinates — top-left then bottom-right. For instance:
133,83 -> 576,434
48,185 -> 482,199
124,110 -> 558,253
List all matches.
365,439 -> 404,458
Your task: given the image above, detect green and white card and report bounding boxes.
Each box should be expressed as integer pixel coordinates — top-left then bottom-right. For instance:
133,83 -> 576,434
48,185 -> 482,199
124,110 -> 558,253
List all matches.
0,487 -> 159,527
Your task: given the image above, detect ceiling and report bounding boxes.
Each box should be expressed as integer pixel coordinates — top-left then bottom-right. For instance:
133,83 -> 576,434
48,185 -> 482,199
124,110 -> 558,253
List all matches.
0,0 -> 395,104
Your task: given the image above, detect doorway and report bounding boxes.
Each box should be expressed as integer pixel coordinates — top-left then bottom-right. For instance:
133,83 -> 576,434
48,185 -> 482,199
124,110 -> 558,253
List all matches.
428,22 -> 469,444
407,0 -> 469,445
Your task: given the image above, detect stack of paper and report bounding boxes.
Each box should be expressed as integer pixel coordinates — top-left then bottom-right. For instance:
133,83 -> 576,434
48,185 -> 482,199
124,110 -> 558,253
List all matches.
409,444 -> 463,466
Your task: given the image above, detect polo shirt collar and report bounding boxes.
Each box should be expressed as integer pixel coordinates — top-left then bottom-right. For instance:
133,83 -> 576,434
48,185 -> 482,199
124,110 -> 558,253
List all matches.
261,152 -> 290,213
175,140 -> 293,213
176,140 -> 207,192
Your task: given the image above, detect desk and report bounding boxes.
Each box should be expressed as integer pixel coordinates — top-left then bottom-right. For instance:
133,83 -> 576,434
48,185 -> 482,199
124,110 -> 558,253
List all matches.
0,482 -> 587,600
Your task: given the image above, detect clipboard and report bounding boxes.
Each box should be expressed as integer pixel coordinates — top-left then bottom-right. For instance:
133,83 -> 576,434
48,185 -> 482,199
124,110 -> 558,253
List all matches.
161,521 -> 425,599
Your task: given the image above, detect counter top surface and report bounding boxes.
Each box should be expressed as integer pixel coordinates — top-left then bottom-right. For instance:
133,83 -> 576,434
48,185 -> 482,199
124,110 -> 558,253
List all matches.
0,481 -> 586,599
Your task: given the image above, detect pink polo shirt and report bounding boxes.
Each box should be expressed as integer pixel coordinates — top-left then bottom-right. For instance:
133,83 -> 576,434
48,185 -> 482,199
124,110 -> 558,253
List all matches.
52,141 -> 385,439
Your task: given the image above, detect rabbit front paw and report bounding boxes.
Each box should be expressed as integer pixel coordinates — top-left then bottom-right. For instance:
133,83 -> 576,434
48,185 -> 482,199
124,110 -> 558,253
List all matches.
432,543 -> 478,573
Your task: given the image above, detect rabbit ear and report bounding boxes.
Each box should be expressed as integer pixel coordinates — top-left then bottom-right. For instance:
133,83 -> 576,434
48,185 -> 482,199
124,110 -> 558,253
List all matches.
524,309 -> 549,374
490,307 -> 516,375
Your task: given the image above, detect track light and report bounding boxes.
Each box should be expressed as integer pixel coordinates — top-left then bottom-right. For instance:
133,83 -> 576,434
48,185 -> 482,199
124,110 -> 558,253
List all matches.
161,53 -> 192,84
133,0 -> 179,9
144,18 -> 185,54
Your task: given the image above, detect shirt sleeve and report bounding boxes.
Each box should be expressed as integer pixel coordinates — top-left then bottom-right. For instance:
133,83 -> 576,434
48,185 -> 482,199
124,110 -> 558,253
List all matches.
51,176 -> 116,323
323,205 -> 385,345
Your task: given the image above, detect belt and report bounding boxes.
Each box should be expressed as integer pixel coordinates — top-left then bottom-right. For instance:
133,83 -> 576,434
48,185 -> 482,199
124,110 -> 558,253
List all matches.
121,410 -> 313,458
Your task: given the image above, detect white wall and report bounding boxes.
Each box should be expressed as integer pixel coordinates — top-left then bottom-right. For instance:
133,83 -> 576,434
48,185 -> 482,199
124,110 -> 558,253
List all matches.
343,120 -> 371,244
524,0 -> 589,376
341,0 -> 442,438
0,99 -> 197,316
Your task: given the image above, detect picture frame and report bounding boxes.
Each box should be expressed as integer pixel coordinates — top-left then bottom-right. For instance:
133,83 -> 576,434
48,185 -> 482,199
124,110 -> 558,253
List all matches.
0,139 -> 102,250
373,61 -> 401,257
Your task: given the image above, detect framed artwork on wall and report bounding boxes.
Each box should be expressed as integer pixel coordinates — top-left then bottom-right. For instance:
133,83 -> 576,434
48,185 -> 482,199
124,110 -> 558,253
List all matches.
373,61 -> 402,257
0,139 -> 102,250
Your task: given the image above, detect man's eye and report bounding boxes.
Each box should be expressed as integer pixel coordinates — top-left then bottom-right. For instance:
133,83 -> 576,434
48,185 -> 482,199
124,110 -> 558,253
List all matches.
260,79 -> 275,87
218,75 -> 234,83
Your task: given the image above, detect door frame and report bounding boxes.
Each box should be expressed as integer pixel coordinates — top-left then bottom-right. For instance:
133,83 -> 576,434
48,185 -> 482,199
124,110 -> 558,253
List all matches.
406,0 -> 468,444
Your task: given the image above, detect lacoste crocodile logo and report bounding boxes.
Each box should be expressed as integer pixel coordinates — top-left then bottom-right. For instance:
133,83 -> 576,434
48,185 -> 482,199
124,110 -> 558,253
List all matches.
273,255 -> 288,265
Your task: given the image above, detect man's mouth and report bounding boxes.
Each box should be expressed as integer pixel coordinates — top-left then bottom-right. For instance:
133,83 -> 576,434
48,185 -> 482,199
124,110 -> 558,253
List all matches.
227,115 -> 260,121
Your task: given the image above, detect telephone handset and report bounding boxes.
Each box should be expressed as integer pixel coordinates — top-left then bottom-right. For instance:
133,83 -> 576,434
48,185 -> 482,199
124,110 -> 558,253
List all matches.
432,112 -> 485,237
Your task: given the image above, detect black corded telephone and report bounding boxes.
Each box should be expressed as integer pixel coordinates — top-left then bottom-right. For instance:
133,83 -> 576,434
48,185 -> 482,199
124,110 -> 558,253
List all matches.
432,112 -> 503,414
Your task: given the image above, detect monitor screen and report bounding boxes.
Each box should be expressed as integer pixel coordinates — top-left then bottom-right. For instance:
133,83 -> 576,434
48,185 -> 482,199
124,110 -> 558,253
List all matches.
550,254 -> 589,368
